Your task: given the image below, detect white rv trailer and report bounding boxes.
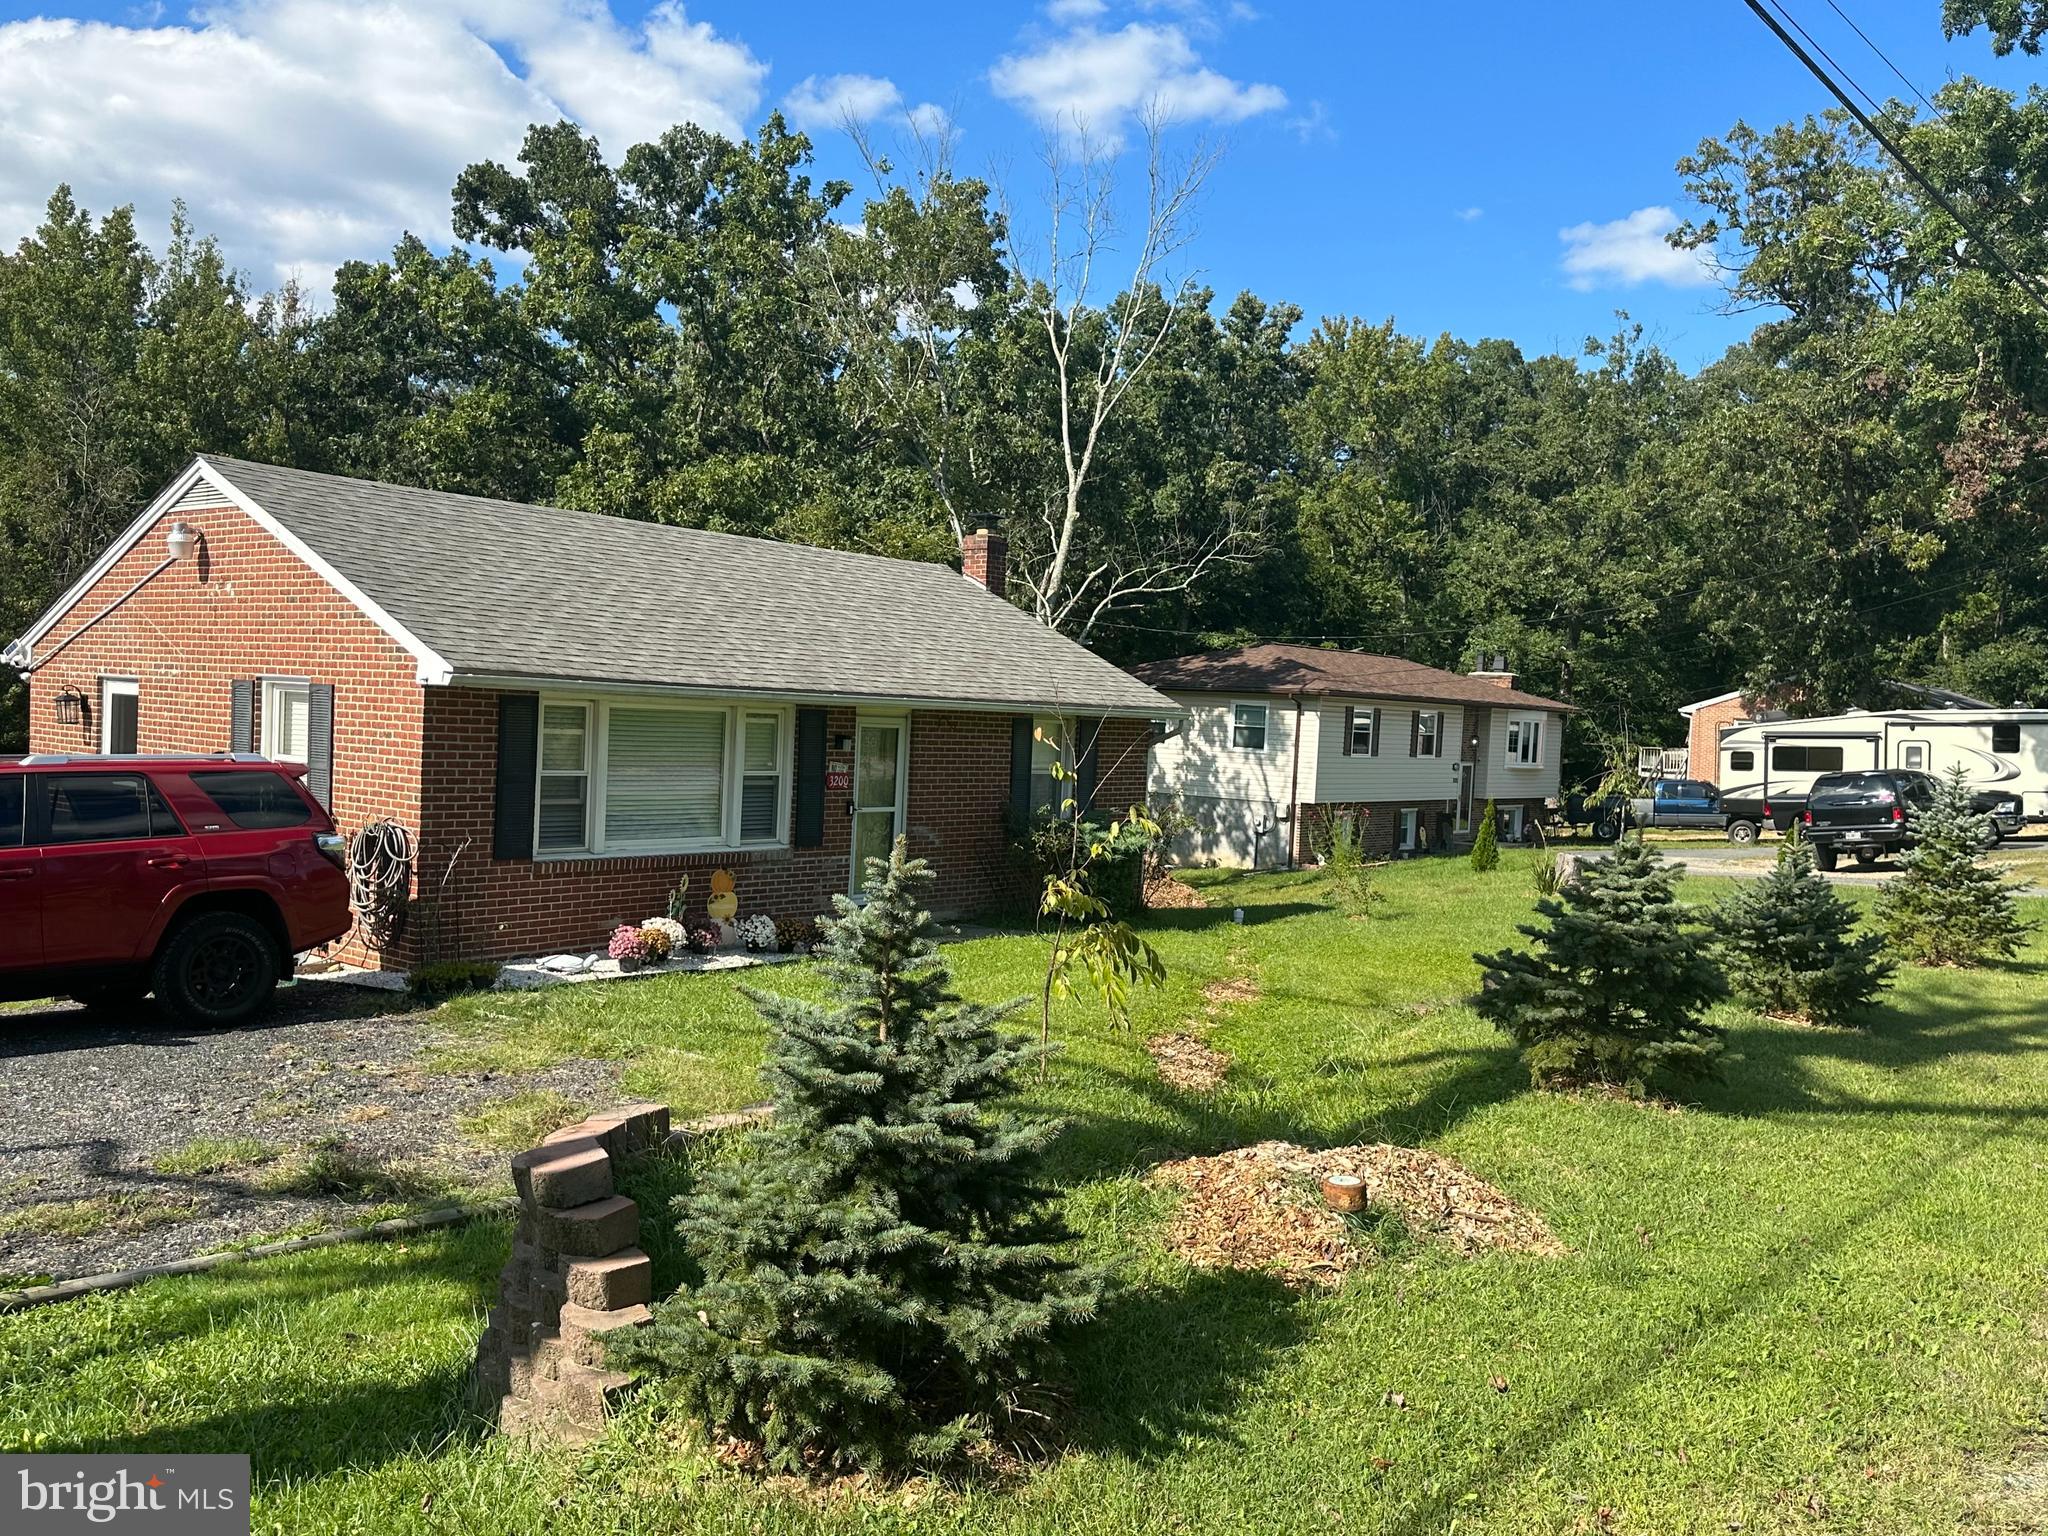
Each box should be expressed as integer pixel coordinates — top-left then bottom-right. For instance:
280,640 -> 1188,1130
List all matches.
1717,708 -> 2048,827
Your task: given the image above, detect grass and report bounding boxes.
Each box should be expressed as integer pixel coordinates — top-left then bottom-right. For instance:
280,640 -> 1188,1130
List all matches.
456,1090 -> 592,1151
252,1141 -> 456,1205
150,1137 -> 279,1178
2,847 -> 2046,1534
0,1191 -> 202,1241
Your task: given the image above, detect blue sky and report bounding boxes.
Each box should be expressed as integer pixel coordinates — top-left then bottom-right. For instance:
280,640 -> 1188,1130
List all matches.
1,0 -> 2039,369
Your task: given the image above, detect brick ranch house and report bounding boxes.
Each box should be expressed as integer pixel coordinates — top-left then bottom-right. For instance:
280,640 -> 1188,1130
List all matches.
6,456 -> 1174,968
1130,643 -> 1572,866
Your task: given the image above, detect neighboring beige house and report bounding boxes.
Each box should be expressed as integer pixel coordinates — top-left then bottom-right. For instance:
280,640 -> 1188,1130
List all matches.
1129,644 -> 1571,868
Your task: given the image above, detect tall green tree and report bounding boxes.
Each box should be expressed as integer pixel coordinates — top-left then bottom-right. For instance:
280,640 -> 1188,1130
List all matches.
0,189 -> 284,746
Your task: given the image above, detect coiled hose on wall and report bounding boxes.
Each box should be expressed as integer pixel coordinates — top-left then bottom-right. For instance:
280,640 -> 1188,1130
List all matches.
347,819 -> 416,953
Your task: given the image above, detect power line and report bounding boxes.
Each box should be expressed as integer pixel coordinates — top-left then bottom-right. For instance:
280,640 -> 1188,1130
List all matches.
1820,0 -> 1946,120
1767,0 -> 1886,115
1742,0 -> 2048,318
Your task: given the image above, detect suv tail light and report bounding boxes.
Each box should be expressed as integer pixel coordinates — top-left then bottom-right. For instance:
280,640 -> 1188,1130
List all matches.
315,831 -> 346,870
1802,809 -> 1812,826
1891,805 -> 1904,823
1762,801 -> 1772,818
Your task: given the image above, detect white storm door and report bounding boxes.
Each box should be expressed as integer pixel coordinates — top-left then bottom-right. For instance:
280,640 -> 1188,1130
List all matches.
849,717 -> 908,893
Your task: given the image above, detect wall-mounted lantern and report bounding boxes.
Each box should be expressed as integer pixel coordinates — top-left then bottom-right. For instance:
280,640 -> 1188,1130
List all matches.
53,686 -> 86,726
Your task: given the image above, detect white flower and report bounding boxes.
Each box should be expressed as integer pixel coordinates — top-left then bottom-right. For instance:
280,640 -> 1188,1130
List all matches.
642,916 -> 687,947
735,914 -> 779,951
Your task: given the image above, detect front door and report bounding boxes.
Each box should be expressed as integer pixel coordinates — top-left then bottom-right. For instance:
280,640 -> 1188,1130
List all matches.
850,718 -> 908,892
1456,762 -> 1474,833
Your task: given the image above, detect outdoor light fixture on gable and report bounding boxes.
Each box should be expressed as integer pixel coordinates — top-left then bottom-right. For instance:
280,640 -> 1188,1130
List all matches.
53,686 -> 85,726
165,522 -> 200,561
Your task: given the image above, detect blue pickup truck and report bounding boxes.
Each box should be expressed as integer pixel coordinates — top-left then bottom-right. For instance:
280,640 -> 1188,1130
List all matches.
1565,778 -> 1731,841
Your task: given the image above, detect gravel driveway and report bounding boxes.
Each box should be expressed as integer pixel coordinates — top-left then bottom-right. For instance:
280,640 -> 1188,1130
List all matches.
0,981 -> 621,1286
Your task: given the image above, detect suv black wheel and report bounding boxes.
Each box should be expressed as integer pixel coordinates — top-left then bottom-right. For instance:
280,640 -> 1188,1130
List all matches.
1815,846 -> 1839,872
1726,819 -> 1760,846
151,911 -> 281,1028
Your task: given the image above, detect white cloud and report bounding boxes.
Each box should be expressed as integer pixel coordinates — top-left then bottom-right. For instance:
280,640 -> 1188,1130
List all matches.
989,22 -> 1284,142
1045,0 -> 1107,19
1455,205 -> 1483,221
0,1 -> 766,297
1287,99 -> 1333,144
1557,205 -> 1714,290
781,72 -> 946,136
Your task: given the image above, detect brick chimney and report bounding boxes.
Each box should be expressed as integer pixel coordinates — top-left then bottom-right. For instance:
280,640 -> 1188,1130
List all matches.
961,525 -> 1007,596
1468,650 -> 1516,689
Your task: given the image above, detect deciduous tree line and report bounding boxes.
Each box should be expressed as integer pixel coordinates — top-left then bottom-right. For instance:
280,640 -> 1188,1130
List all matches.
3,7 -> 2042,767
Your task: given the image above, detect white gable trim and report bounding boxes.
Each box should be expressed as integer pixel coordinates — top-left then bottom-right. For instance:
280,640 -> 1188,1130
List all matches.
1678,690 -> 1744,717
11,457 -> 454,686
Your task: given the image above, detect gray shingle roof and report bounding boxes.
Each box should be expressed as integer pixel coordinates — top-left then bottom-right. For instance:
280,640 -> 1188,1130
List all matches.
199,456 -> 1173,717
1129,643 -> 1574,712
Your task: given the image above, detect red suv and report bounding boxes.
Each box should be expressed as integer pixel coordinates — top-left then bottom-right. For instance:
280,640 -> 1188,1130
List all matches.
0,754 -> 352,1026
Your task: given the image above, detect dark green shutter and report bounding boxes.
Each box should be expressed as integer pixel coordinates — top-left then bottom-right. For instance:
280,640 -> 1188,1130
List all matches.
1370,707 -> 1383,757
1009,716 -> 1034,823
492,693 -> 540,860
230,679 -> 255,753
1342,705 -> 1355,756
794,707 -> 827,848
1075,717 -> 1103,816
306,683 -> 335,809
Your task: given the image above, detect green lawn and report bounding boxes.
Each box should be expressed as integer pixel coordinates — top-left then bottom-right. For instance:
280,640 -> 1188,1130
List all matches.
4,850 -> 2046,1535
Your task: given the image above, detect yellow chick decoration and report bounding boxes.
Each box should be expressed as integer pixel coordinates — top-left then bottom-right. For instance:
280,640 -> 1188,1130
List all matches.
706,868 -> 739,922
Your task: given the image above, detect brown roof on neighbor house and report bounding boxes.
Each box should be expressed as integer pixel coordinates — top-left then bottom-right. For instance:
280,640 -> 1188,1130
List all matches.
1127,643 -> 1574,712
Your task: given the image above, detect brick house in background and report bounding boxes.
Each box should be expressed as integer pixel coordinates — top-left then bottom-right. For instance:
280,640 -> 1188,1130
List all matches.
1679,691 -> 1759,786
1130,643 -> 1571,867
6,457 -> 1173,968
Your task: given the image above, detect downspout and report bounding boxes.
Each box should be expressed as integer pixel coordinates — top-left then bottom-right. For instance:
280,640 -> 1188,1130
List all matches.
1287,692 -> 1306,870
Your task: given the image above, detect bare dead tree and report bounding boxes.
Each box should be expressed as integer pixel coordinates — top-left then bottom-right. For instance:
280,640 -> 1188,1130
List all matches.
1001,106 -> 1254,641
812,101 -> 1255,638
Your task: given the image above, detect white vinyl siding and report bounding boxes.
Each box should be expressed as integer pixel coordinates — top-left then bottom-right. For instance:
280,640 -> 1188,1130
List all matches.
536,696 -> 791,857
1309,701 -> 1467,805
1470,706 -> 1564,805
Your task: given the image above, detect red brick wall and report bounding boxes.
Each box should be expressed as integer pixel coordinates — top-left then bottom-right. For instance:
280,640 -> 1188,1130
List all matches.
1296,800 -> 1455,861
413,695 -> 1153,965
25,500 -> 425,966
1687,697 -> 1753,785
26,496 -> 1153,969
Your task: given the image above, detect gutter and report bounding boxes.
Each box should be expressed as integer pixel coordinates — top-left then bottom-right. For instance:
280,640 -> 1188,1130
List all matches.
443,671 -> 1185,723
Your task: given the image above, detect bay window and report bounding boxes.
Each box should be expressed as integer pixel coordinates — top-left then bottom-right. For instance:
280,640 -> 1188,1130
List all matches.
1505,715 -> 1542,767
535,697 -> 790,856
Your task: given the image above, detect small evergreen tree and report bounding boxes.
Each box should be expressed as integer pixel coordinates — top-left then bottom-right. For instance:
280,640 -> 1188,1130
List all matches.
1874,765 -> 2031,967
619,842 -> 1103,1473
1713,835 -> 1893,1025
1474,836 -> 1726,1091
1470,800 -> 1501,872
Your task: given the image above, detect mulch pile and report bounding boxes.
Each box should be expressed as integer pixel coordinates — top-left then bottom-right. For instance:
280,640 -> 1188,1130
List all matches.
1143,875 -> 1207,910
1149,1140 -> 1564,1287
1146,1032 -> 1231,1092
